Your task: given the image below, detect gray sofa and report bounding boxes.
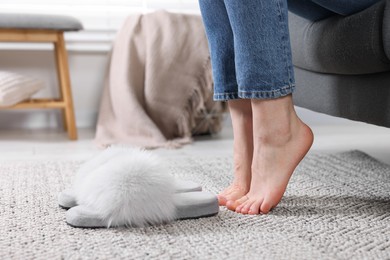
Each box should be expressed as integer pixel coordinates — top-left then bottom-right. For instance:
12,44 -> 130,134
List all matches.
289,0 -> 390,127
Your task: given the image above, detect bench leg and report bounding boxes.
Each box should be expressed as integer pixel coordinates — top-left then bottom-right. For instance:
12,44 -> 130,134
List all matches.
54,32 -> 77,140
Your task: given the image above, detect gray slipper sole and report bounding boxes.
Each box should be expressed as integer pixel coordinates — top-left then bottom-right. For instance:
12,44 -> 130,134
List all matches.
66,191 -> 219,228
59,179 -> 203,209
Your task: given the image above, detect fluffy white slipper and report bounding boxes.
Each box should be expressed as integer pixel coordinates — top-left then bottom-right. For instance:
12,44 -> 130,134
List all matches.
66,191 -> 219,228
58,146 -> 202,209
61,147 -> 218,227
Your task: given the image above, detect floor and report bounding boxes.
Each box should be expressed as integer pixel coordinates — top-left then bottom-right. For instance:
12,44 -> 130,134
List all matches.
2,108 -> 389,259
1,107 -> 390,165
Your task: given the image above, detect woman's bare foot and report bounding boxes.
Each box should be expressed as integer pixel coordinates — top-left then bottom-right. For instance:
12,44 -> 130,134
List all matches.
218,99 -> 253,206
226,95 -> 313,214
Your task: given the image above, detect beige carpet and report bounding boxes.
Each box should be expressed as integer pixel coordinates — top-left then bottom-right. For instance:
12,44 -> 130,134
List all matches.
0,151 -> 389,259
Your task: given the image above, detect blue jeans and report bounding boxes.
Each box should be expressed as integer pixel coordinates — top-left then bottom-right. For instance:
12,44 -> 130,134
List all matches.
198,0 -> 381,101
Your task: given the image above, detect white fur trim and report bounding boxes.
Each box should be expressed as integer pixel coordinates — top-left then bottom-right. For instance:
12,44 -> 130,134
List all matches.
73,147 -> 176,227
73,146 -> 131,186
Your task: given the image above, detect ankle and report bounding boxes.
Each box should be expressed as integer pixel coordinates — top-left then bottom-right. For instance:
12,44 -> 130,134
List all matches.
255,114 -> 300,146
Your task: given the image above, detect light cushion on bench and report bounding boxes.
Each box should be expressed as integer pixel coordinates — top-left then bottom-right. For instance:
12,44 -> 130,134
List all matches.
0,71 -> 45,107
0,13 -> 83,31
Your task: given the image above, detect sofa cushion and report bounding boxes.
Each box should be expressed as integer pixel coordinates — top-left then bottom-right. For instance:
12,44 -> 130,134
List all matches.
293,67 -> 390,128
288,1 -> 390,75
0,13 -> 83,31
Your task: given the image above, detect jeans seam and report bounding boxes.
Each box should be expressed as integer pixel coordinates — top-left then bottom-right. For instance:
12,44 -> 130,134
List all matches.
276,0 -> 293,85
214,83 -> 295,100
214,91 -> 241,95
238,84 -> 294,93
213,92 -> 240,101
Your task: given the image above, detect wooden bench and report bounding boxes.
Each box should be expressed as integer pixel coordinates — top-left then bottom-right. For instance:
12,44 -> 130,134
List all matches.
0,13 -> 83,140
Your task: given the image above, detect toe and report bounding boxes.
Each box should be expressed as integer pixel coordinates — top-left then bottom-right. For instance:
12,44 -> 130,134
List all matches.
227,200 -> 241,211
219,184 -> 249,209
226,200 -> 234,209
218,188 -> 236,206
235,204 -> 244,213
240,200 -> 254,214
227,195 -> 248,211
248,200 -> 263,215
260,200 -> 273,214
217,195 -> 228,206
236,201 -> 249,213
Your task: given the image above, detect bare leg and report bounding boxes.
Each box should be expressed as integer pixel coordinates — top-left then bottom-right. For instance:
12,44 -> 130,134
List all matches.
227,95 -> 313,214
218,99 -> 253,206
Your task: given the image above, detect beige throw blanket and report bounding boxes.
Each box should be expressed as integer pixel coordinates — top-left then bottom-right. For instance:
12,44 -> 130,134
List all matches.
95,10 -> 225,148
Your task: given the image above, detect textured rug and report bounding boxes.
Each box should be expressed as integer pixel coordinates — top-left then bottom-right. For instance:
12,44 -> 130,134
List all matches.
0,151 -> 389,259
